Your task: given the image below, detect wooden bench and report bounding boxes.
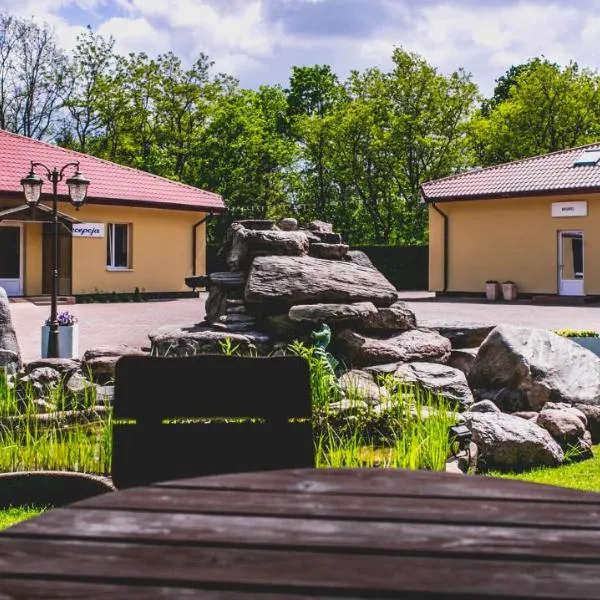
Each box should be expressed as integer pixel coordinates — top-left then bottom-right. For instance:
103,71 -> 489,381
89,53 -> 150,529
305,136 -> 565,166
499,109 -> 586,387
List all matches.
111,354 -> 314,489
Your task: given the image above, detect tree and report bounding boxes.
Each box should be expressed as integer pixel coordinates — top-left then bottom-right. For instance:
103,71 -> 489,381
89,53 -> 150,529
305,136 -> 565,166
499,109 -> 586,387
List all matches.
0,12 -> 68,139
472,59 -> 600,165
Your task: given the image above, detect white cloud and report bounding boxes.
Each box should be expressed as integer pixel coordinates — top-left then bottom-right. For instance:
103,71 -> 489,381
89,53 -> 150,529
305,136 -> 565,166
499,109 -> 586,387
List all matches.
2,0 -> 600,94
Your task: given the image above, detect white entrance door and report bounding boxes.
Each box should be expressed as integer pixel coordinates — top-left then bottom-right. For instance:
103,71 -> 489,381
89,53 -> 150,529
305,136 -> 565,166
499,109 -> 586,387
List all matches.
0,224 -> 23,296
558,231 -> 584,296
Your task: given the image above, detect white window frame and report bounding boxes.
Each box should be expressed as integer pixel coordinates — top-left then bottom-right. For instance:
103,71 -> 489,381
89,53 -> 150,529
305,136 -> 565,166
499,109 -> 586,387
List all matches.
106,223 -> 132,271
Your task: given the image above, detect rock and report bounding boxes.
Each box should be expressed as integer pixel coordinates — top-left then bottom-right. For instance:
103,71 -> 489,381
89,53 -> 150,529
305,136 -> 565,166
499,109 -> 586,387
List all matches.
66,371 -> 96,398
25,358 -> 81,375
420,321 -> 495,349
209,271 -> 247,288
512,411 -> 539,422
537,409 -> 586,445
288,302 -> 378,325
213,314 -> 257,332
339,370 -> 389,406
260,314 -> 311,339
308,243 -> 349,260
0,287 -> 21,374
326,398 -> 370,416
245,255 -> 398,312
468,325 -> 600,412
149,325 -> 273,357
279,218 -> 298,231
392,362 -> 473,410
447,348 -> 478,376
344,250 -> 376,270
469,400 -> 500,413
357,301 -> 417,332
227,224 -> 310,271
542,402 -> 588,428
27,367 -> 62,387
82,345 -> 148,384
335,328 -> 451,368
309,231 -> 342,244
307,220 -> 333,233
466,412 -> 564,472
574,404 -> 600,443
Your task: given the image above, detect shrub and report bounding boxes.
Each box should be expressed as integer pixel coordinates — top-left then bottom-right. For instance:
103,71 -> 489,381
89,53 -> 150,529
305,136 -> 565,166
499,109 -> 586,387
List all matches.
554,329 -> 599,338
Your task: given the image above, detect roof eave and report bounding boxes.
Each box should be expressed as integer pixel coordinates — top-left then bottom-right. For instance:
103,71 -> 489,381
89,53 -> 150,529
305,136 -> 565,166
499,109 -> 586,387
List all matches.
421,185 -> 600,203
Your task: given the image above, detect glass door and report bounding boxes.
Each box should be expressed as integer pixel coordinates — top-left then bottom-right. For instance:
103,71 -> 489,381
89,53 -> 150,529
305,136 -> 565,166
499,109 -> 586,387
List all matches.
558,231 -> 584,296
0,225 -> 22,296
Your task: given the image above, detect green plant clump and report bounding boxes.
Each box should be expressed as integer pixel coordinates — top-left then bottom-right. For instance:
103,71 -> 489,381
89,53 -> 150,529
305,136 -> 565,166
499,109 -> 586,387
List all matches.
0,505 -> 49,531
554,329 -> 599,338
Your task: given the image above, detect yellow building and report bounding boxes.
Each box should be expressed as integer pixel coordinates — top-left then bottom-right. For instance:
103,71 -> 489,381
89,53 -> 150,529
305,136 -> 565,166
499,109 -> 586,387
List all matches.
0,130 -> 225,297
422,144 -> 600,298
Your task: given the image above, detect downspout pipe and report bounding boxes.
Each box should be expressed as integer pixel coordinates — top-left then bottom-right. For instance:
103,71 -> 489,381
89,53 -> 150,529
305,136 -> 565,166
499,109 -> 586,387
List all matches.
431,202 -> 448,293
192,212 -> 214,276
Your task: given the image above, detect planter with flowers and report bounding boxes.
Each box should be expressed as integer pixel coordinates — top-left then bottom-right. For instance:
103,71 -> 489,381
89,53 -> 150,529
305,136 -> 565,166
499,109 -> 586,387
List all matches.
41,312 -> 79,359
485,280 -> 501,300
502,280 -> 518,301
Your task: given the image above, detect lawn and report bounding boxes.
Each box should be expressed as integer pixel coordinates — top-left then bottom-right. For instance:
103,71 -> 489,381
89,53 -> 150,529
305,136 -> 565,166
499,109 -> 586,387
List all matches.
490,444 -> 600,492
0,505 -> 48,530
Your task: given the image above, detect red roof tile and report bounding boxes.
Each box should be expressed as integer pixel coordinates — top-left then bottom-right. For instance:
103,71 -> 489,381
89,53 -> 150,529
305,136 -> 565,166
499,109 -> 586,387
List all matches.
0,129 -> 225,212
421,143 -> 600,202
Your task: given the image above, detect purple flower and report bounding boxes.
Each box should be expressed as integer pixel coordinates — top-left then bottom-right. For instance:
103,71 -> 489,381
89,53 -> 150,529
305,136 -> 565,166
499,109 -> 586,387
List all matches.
45,312 -> 77,326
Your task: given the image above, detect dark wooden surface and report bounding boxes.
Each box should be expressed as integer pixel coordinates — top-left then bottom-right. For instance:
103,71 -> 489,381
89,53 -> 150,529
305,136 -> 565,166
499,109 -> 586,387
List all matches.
112,355 -> 314,489
2,468 -> 600,599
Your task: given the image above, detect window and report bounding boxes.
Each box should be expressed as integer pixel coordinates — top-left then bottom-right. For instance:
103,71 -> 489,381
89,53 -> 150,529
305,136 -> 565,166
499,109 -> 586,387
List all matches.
573,149 -> 600,166
107,223 -> 131,269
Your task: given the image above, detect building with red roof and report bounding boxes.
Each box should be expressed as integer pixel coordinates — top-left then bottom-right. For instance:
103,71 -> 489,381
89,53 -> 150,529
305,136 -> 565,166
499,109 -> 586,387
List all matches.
422,143 -> 600,298
0,129 -> 225,297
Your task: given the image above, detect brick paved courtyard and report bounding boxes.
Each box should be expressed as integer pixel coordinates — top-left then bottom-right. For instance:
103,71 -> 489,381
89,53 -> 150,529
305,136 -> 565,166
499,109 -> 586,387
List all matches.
9,292 -> 600,363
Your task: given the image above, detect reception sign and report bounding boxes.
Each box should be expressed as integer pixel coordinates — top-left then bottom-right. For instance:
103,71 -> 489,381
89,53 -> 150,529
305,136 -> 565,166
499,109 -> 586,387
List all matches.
72,223 -> 105,238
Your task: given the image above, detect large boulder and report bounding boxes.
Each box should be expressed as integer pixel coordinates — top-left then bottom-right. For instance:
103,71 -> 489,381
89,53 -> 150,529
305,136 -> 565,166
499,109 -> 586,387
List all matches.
335,328 -> 451,368
245,255 -> 398,312
0,287 -> 21,374
392,361 -> 474,410
468,325 -> 600,412
149,325 -> 273,357
82,345 -> 148,384
227,224 -> 310,271
357,301 -> 417,332
420,321 -> 495,349
288,302 -> 378,325
466,412 -> 564,472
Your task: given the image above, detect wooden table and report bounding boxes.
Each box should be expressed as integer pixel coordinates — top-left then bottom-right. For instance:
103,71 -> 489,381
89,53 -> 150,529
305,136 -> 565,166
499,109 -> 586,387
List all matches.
2,468 -> 600,598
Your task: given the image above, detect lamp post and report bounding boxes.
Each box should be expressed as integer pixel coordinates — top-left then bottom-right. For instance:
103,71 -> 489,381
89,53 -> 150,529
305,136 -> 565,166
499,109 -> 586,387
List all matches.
20,161 -> 90,358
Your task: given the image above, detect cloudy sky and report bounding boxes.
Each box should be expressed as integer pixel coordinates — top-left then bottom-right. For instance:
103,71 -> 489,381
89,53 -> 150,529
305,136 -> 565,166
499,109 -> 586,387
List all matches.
1,0 -> 599,96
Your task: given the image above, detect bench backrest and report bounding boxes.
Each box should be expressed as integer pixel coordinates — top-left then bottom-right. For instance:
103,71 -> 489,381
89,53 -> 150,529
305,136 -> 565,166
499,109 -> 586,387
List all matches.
111,354 -> 314,489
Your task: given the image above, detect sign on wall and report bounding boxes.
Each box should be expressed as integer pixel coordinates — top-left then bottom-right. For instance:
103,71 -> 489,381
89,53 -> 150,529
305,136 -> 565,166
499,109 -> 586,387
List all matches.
551,201 -> 587,218
72,223 -> 105,238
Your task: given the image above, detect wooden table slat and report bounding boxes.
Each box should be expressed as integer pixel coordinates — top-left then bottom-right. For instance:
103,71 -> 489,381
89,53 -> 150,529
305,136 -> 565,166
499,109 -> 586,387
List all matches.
74,486 -> 600,529
154,468 -> 600,503
6,507 -> 600,563
1,538 -> 600,599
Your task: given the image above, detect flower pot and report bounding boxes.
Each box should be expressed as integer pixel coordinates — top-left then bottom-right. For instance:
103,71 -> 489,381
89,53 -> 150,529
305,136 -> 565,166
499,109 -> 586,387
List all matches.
41,324 -> 79,359
501,282 -> 517,301
485,282 -> 501,300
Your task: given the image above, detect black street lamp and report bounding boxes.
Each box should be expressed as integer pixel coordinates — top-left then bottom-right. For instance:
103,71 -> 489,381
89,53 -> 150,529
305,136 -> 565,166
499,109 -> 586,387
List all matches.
20,161 -> 90,358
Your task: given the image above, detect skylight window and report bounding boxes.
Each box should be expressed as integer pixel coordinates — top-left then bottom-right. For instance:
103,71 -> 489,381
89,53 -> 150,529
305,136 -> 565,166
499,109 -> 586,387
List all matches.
573,149 -> 600,166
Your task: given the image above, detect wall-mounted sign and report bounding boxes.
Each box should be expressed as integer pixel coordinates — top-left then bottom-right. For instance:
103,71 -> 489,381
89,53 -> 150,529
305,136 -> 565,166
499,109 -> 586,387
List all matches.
551,201 -> 587,218
72,223 -> 105,238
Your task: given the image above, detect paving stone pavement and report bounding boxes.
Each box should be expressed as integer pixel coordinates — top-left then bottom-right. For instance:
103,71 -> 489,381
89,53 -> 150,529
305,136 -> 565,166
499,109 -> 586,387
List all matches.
9,292 -> 600,363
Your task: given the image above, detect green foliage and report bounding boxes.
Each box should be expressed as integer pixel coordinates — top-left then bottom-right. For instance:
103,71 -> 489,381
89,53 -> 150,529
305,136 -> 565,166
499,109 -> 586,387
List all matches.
0,369 -> 112,474
472,58 -> 600,165
554,329 -> 599,338
0,505 -> 49,531
490,445 -> 600,492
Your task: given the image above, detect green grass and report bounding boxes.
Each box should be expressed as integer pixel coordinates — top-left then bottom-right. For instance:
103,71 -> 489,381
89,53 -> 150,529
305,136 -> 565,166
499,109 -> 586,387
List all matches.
0,369 -> 112,475
489,445 -> 600,492
0,505 -> 49,530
